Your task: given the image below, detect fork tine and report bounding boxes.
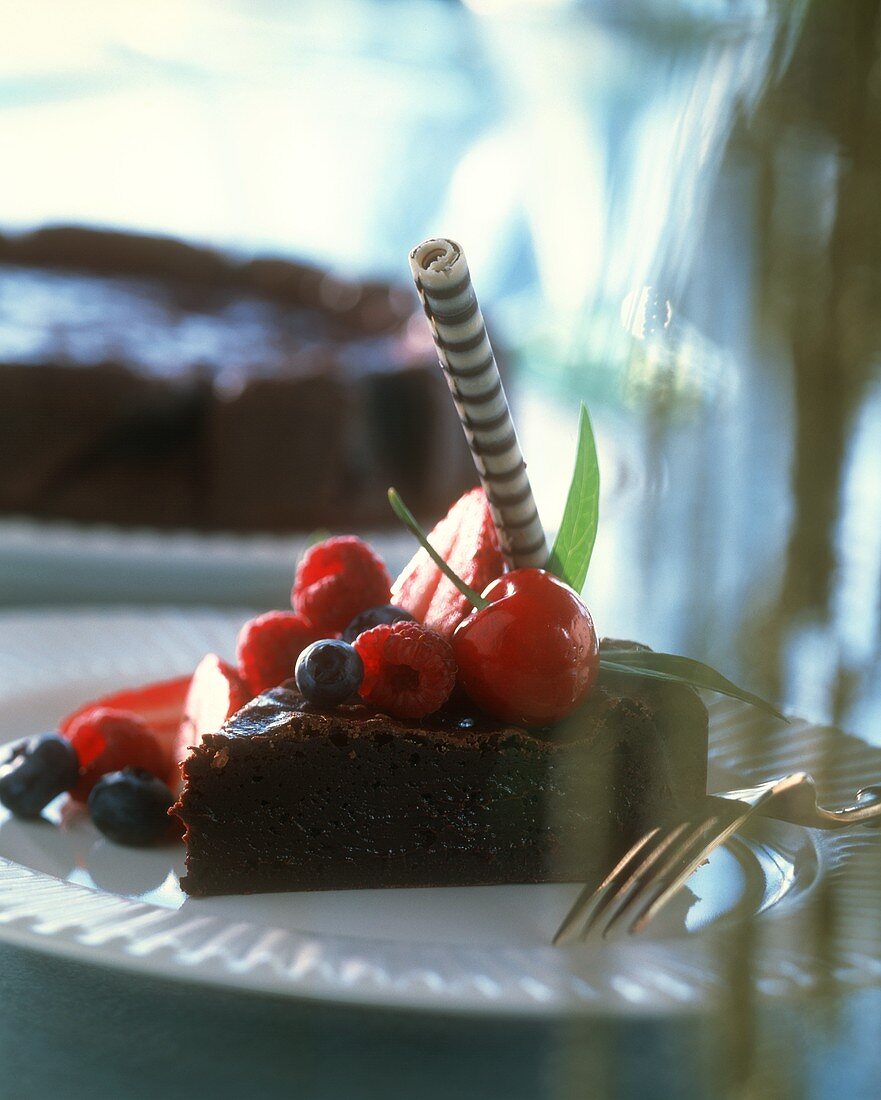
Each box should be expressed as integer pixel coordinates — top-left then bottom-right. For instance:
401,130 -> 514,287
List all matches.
625,812 -> 750,936
554,821 -> 700,946
596,816 -> 726,939
579,821 -> 701,941
552,826 -> 665,946
584,817 -> 721,941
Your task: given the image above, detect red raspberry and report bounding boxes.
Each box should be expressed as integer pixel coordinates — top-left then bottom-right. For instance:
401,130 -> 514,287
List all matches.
60,674 -> 192,784
237,611 -> 319,695
293,536 -> 392,635
353,621 -> 457,719
66,708 -> 166,802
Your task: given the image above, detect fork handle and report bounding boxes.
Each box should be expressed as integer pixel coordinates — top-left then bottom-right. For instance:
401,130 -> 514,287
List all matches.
809,784 -> 881,827
717,780 -> 881,830
766,783 -> 881,829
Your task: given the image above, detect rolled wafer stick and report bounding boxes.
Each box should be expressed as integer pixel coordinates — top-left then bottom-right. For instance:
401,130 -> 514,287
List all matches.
409,237 -> 547,569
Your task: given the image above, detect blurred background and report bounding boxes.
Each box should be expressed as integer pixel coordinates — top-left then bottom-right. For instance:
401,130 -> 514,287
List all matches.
1,2 -> 881,1092
3,0 -> 879,740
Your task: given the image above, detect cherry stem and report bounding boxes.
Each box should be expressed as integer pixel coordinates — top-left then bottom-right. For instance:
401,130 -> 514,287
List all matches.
387,489 -> 490,611
305,527 -> 331,548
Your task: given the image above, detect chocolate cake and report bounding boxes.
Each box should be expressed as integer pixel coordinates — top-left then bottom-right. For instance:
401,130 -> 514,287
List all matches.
174,644 -> 708,897
0,226 -> 477,531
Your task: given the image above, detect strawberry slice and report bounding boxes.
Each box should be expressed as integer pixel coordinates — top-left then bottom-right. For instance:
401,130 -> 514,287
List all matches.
174,654 -> 250,769
391,488 -> 507,638
391,495 -> 462,622
60,674 -> 191,784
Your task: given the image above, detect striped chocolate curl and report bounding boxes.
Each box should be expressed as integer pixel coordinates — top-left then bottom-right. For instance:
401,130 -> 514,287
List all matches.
409,238 -> 547,570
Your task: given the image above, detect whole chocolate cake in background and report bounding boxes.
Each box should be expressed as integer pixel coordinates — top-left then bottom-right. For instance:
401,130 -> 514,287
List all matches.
0,226 -> 479,532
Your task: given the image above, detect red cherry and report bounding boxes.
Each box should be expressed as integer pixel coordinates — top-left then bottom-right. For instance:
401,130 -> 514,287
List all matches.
452,569 -> 599,726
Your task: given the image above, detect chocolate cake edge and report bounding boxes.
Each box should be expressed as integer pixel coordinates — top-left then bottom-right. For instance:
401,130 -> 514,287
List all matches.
174,642 -> 709,897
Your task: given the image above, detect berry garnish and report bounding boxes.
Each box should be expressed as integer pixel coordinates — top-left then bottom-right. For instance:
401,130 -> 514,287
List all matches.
66,708 -> 165,803
177,654 -> 251,763
295,639 -> 364,706
453,568 -> 599,726
236,611 -> 319,695
0,733 -> 79,818
88,768 -> 175,846
354,621 -> 457,719
293,536 -> 392,634
341,604 -> 414,643
391,488 -> 506,638
60,675 -> 191,781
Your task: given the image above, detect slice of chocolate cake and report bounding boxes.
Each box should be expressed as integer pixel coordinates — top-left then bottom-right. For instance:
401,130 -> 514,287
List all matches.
0,225 -> 477,531
173,645 -> 708,897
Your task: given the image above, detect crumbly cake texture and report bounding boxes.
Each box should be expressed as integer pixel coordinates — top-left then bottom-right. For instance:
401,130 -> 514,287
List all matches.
174,642 -> 708,897
0,226 -> 476,530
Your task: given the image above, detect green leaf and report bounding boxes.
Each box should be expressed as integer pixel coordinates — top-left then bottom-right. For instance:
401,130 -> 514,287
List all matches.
546,403 -> 600,593
387,488 -> 489,610
599,649 -> 787,722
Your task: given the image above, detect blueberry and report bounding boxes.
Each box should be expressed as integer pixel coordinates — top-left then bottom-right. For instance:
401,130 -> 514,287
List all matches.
341,604 -> 414,643
88,768 -> 175,846
0,733 -> 79,817
295,639 -> 364,706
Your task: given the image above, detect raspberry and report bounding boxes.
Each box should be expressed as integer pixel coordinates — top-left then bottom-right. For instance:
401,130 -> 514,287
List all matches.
66,708 -> 166,802
293,536 -> 392,635
353,621 -> 457,719
236,611 -> 319,695
60,674 -> 192,782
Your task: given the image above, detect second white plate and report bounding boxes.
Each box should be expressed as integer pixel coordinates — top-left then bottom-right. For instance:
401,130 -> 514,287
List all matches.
0,520 -> 413,607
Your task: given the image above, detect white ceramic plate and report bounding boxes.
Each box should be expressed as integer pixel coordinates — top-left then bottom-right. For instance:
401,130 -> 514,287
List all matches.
0,519 -> 413,607
0,608 -> 879,1017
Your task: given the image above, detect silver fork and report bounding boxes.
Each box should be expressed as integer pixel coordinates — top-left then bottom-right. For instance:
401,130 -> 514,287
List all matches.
553,773 -> 881,946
